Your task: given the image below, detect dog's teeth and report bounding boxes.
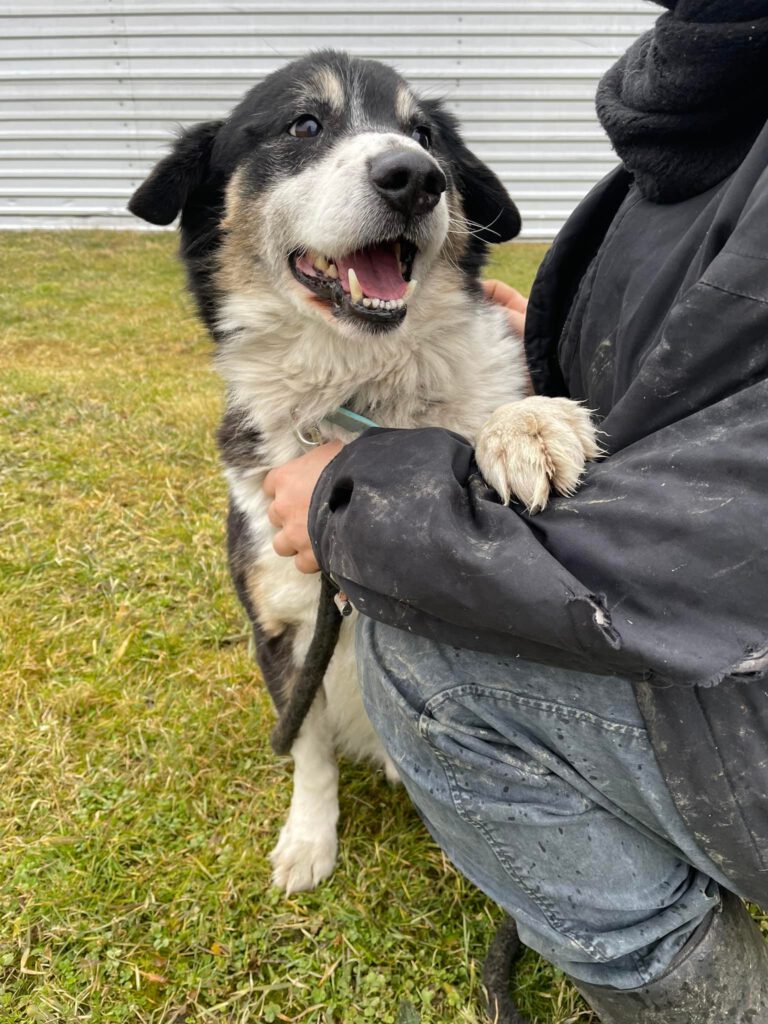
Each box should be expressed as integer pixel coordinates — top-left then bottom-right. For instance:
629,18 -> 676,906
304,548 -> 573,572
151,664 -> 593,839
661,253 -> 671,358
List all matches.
348,268 -> 363,304
314,254 -> 330,273
363,298 -> 372,308
371,298 -> 380,309
394,241 -> 401,261
326,263 -> 338,279
395,299 -> 404,309
399,262 -> 406,275
404,279 -> 418,300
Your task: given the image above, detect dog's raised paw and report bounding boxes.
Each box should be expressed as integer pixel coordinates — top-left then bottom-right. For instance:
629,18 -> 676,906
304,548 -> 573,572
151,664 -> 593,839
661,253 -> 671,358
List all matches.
270,823 -> 338,894
475,396 -> 601,513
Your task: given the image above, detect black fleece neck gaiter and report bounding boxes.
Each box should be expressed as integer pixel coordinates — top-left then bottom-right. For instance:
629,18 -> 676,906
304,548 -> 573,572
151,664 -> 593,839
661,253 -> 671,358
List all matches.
596,0 -> 768,203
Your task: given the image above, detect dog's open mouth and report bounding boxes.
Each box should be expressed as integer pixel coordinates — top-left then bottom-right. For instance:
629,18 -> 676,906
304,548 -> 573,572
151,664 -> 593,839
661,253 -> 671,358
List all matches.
289,238 -> 417,327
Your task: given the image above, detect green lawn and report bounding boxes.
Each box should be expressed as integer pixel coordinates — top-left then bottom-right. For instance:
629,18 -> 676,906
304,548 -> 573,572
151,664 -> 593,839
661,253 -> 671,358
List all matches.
0,230 -> 591,1024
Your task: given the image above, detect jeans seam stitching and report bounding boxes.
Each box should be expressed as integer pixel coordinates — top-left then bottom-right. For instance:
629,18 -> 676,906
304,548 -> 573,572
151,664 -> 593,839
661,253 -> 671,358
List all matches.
424,686 -> 646,737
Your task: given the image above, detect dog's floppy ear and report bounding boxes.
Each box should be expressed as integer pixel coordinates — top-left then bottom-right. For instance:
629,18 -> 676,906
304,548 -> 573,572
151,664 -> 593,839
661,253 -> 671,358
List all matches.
424,101 -> 521,243
129,120 -> 223,226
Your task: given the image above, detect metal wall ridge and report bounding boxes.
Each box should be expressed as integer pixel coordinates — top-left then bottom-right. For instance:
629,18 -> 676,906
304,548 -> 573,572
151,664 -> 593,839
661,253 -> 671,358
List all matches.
0,68 -> 619,81
0,2 -> 657,16
4,46 -> 628,60
0,26 -> 646,39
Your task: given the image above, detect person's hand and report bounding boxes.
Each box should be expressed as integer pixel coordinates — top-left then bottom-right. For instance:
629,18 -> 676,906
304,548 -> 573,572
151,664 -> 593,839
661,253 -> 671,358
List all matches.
483,278 -> 528,337
263,441 -> 343,573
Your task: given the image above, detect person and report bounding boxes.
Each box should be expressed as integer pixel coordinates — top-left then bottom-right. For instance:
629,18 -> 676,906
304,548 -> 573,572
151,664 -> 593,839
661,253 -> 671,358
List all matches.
263,1 -> 768,1019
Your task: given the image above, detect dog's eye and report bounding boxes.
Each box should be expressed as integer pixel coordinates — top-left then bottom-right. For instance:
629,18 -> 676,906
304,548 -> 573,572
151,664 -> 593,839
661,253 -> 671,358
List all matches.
411,126 -> 431,150
289,116 -> 322,139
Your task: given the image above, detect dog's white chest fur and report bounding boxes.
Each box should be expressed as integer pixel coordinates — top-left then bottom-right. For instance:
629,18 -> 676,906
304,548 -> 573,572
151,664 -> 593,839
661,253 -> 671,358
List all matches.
217,264 -> 528,458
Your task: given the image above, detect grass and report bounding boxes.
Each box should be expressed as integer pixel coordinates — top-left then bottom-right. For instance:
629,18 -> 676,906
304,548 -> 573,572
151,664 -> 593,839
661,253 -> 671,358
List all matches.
0,229 -> 590,1024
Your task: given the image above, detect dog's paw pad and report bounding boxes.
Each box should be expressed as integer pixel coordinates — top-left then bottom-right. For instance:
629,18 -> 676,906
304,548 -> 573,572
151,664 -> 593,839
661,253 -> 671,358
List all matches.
475,397 -> 600,513
269,825 -> 338,894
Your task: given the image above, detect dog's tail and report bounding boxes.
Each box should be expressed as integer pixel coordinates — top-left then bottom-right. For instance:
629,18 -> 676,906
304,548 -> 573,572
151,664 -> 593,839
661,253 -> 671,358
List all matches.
269,573 -> 343,756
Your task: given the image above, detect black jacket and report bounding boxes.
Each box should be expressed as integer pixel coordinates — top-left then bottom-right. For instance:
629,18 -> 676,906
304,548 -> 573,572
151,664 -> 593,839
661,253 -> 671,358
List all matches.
309,15 -> 768,900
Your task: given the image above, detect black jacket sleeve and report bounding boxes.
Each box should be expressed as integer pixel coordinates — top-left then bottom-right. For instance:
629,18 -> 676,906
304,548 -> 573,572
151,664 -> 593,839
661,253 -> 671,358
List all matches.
309,377 -> 768,688
310,154 -> 768,689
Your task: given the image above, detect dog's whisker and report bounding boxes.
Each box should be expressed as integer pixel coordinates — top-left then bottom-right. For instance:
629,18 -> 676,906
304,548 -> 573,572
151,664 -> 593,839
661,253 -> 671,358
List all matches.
464,209 -> 506,240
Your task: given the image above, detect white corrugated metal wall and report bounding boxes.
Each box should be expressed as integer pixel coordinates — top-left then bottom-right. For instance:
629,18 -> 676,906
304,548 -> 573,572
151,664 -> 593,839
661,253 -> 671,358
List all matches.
0,0 -> 657,239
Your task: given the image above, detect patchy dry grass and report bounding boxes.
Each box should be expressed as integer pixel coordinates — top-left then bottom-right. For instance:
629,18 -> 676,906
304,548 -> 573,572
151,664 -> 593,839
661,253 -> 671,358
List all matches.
0,230 -> 591,1023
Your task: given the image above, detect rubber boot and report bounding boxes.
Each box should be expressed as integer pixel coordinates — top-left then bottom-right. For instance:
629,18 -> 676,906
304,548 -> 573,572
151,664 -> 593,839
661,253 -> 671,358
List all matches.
575,891 -> 768,1023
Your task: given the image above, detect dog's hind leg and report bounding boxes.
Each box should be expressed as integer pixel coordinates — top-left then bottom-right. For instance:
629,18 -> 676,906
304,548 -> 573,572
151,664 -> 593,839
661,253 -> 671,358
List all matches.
270,691 -> 339,893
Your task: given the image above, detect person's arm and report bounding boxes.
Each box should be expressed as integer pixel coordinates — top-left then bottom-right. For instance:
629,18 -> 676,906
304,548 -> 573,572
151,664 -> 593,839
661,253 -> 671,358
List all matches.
308,375 -> 768,689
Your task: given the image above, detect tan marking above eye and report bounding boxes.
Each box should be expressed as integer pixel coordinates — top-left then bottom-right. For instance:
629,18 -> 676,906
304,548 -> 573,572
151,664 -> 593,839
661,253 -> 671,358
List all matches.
303,67 -> 345,113
395,85 -> 417,124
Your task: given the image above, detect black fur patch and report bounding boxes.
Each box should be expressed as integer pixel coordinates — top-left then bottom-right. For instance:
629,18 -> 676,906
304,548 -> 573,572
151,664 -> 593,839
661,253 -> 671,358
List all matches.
226,502 -> 295,713
421,100 -> 522,276
217,405 -> 265,471
129,119 -> 226,330
254,623 -> 296,717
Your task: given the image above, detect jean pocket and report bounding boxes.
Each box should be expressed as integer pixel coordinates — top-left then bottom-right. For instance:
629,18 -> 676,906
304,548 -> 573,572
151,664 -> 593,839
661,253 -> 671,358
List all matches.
419,686 -> 593,825
418,686 -> 604,955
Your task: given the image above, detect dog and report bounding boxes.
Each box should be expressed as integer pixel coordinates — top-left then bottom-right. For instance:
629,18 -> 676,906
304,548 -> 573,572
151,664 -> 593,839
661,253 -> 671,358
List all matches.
129,50 -> 598,895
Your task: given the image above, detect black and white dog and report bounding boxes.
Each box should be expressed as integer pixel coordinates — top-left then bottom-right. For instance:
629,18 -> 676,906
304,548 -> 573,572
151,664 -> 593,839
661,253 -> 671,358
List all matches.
130,51 -> 597,894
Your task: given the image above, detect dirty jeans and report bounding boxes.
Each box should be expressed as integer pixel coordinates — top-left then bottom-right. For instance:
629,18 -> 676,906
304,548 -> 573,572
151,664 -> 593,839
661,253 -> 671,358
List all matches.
356,618 -> 736,989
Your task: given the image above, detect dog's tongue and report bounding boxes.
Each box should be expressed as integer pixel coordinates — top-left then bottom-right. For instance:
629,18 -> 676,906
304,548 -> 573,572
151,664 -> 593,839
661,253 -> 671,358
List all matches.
338,244 -> 406,301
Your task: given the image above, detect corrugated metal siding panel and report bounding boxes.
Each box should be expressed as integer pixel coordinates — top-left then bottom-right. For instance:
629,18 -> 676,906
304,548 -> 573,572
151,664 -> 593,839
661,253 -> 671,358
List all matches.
0,0 -> 657,238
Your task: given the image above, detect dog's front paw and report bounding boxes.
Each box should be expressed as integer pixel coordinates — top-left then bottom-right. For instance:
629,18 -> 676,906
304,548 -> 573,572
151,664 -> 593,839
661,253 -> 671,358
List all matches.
475,396 -> 601,513
270,821 -> 338,894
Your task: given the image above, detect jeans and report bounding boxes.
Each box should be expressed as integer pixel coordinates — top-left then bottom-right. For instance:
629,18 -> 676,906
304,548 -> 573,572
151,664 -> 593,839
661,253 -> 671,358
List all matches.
356,618 -> 735,989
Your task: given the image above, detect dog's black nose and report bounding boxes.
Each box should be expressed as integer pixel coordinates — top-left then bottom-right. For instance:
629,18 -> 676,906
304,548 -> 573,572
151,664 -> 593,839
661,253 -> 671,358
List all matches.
370,150 -> 447,218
